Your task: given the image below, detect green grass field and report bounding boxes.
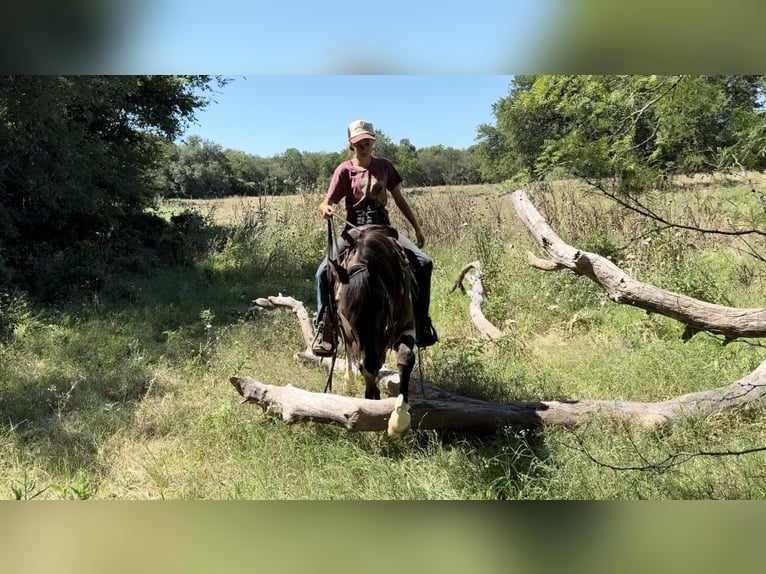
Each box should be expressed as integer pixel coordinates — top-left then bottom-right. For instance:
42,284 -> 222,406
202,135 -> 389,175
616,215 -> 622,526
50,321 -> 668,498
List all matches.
2,175 -> 765,499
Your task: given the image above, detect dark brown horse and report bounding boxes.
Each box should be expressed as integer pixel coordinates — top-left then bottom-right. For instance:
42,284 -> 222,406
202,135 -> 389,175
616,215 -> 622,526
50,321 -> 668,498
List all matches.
330,224 -> 416,436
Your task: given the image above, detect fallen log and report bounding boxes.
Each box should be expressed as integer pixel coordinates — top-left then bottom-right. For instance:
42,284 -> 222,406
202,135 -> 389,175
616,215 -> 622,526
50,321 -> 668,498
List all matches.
231,353 -> 766,431
249,294 -> 316,352
231,376 -> 544,432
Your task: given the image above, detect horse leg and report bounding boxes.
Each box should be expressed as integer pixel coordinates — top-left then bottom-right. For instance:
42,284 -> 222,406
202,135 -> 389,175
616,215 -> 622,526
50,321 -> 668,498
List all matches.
359,345 -> 385,400
363,369 -> 380,401
361,352 -> 381,400
388,333 -> 415,437
342,339 -> 355,396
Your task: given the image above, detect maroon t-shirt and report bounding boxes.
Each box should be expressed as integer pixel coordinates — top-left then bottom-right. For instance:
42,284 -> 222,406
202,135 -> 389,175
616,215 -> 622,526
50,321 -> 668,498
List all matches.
325,157 -> 403,225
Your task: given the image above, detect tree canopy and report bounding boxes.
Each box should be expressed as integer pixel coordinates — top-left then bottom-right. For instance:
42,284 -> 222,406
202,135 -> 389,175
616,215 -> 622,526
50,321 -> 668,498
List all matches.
156,128 -> 486,200
475,75 -> 766,189
0,75 -> 222,298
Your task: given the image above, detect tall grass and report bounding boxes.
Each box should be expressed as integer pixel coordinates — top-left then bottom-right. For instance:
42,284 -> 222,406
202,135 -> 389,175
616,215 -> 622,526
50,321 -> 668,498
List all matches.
1,179 -> 765,499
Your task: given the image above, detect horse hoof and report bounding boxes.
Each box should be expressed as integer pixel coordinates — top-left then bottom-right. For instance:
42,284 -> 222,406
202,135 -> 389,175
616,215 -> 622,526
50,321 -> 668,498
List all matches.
387,394 -> 411,437
387,425 -> 409,438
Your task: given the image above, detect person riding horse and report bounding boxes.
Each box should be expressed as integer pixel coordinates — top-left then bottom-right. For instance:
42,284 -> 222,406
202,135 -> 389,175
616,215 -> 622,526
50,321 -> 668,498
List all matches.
313,119 -> 437,357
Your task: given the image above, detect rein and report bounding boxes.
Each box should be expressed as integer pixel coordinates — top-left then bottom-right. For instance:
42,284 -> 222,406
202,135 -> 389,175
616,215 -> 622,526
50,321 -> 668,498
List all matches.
323,217 -> 339,393
331,212 -> 357,229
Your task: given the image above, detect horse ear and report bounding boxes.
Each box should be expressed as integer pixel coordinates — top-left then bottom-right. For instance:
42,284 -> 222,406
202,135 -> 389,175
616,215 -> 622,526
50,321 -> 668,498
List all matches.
330,259 -> 350,284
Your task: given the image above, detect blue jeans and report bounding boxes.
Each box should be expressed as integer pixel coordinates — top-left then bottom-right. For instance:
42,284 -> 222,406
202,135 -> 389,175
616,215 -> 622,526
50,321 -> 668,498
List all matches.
315,227 -> 433,322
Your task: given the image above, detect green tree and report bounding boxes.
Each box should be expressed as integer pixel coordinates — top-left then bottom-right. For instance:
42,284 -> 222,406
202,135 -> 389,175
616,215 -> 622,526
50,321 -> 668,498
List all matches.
0,75 -> 221,298
650,75 -> 766,173
158,136 -> 242,198
371,130 -> 398,164
478,75 -> 766,189
225,149 -> 268,194
301,152 -> 325,191
476,75 -> 555,182
273,148 -> 325,192
318,151 -> 347,187
441,146 -> 481,185
412,146 -> 445,186
395,138 -> 419,184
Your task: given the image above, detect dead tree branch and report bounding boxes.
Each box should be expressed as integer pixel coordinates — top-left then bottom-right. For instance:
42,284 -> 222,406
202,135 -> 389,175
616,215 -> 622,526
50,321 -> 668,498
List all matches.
510,188 -> 766,341
448,261 -> 503,339
248,294 -> 317,353
563,429 -> 766,472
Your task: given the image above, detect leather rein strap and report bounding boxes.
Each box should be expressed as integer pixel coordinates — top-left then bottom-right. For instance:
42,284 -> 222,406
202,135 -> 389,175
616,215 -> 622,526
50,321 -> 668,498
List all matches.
323,216 -> 340,393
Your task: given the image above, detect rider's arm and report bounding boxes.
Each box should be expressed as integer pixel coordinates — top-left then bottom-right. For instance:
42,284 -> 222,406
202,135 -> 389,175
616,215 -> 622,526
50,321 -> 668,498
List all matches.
390,184 -> 426,248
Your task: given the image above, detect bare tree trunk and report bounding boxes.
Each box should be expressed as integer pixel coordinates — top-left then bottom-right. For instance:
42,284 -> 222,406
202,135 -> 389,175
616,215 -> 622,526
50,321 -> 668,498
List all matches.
231,355 -> 766,431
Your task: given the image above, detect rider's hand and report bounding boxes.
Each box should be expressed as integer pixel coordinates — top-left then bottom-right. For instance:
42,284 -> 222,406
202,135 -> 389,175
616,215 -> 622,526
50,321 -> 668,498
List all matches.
415,229 -> 426,248
320,202 -> 334,219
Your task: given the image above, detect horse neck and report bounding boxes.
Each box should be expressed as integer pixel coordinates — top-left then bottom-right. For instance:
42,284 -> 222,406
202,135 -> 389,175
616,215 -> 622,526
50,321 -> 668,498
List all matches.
339,234 -> 402,315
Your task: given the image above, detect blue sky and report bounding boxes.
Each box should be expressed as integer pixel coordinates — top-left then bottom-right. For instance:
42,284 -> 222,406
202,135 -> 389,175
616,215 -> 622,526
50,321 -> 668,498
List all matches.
182,75 -> 515,157
121,1 -> 557,74
111,1 -> 556,156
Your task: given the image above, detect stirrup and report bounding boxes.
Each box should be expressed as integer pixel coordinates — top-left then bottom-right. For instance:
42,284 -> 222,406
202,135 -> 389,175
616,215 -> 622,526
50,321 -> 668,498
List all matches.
311,322 -> 336,357
416,319 -> 438,348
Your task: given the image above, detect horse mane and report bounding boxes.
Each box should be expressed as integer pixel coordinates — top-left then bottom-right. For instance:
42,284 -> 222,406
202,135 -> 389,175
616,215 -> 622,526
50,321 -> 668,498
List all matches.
336,226 -> 413,355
